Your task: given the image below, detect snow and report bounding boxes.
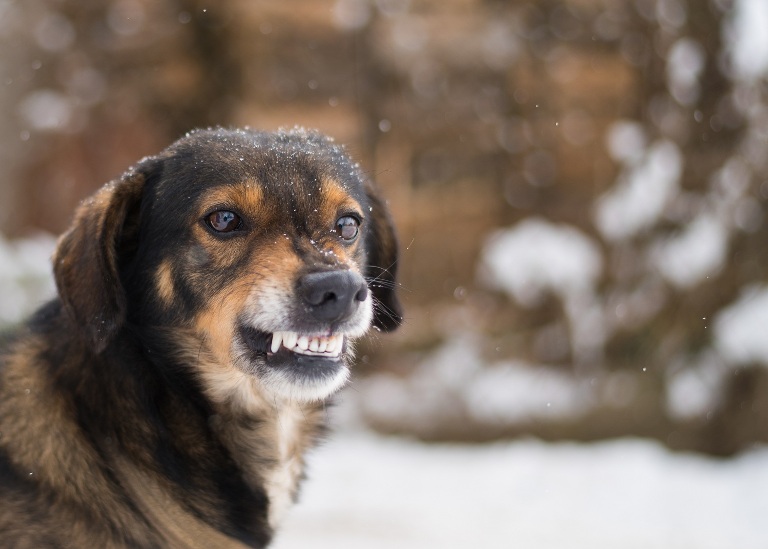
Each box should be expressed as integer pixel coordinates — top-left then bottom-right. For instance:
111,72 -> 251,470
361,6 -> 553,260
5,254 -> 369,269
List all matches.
728,0 -> 768,80
714,285 -> 768,367
605,120 -> 646,164
0,232 -> 57,326
273,431 -> 768,549
665,352 -> 726,420
479,217 -> 602,308
650,213 -> 727,288
333,0 -> 372,32
18,89 -> 74,133
465,361 -> 590,423
479,218 -> 606,364
666,37 -> 705,106
357,337 -> 591,428
34,11 -> 76,52
595,140 -> 683,241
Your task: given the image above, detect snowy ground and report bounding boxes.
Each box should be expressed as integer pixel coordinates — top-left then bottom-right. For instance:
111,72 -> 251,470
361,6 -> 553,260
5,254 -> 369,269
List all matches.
273,431 -> 767,549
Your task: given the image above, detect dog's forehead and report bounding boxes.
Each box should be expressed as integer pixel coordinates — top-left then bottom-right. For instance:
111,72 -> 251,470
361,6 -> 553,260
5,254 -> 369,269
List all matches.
158,128 -> 368,204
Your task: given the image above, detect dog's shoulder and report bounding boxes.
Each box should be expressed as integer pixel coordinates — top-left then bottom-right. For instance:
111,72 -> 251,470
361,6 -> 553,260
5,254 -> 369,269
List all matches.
0,300 -> 274,547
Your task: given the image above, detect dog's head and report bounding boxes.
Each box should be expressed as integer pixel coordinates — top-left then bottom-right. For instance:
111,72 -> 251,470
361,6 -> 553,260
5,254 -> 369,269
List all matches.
53,128 -> 402,403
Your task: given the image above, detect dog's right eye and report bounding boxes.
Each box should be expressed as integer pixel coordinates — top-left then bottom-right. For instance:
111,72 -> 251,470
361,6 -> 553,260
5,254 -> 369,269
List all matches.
206,210 -> 242,233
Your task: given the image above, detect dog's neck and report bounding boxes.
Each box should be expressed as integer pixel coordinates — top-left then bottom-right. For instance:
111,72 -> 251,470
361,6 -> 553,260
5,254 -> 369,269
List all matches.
199,365 -> 326,528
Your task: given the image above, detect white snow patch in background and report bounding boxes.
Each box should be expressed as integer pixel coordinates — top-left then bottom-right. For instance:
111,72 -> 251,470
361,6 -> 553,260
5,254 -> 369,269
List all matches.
356,337 -> 483,432
479,218 -> 606,363
18,89 -> 74,132
273,432 -> 768,549
666,37 -> 705,106
666,352 -> 727,420
595,139 -> 682,241
650,213 -> 727,288
714,285 -> 768,367
728,0 -> 768,80
479,217 -> 602,307
332,0 -> 372,31
0,233 -> 57,325
466,361 -> 590,423
356,337 -> 593,429
605,120 -> 646,164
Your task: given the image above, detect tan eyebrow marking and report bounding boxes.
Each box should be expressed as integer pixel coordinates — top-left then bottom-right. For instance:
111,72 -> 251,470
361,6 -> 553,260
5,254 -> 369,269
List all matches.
200,180 -> 265,214
320,178 -> 363,218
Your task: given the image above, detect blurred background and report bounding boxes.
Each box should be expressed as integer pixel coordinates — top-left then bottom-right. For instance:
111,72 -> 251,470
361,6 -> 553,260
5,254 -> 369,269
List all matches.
1,0 -> 767,546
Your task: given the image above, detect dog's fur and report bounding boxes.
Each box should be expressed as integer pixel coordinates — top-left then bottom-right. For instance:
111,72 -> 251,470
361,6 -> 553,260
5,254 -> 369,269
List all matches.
0,128 -> 401,548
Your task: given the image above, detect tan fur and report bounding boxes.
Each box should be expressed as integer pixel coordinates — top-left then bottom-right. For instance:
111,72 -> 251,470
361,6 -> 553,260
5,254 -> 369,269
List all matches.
155,260 -> 176,306
0,338 -> 156,546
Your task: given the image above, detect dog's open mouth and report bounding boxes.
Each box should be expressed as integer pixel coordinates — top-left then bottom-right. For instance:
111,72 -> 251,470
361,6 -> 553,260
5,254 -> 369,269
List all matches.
240,326 -> 346,362
238,324 -> 352,401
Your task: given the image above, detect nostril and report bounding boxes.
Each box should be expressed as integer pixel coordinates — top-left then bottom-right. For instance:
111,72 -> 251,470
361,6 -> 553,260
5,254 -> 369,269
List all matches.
355,286 -> 369,302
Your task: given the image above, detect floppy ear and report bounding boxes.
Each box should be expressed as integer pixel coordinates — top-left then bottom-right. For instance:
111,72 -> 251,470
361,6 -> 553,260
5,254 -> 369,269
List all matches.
364,182 -> 403,331
53,163 -> 152,353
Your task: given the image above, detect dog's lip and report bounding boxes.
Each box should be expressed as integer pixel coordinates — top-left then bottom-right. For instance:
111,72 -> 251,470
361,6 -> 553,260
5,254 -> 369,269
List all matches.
239,326 -> 346,361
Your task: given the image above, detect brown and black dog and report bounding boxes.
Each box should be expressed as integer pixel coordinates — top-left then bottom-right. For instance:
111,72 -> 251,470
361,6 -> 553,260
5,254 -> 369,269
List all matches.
0,128 -> 401,548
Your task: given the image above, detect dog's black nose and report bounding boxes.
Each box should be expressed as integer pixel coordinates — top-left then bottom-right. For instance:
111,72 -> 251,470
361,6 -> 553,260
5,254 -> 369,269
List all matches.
299,270 -> 369,323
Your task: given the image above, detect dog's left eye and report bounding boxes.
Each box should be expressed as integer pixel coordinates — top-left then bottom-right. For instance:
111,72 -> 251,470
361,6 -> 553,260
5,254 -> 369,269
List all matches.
206,210 -> 242,233
335,216 -> 359,241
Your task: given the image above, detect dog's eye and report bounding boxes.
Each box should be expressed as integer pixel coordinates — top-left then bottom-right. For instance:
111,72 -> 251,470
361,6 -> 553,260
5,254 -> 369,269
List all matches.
335,216 -> 359,242
206,210 -> 242,233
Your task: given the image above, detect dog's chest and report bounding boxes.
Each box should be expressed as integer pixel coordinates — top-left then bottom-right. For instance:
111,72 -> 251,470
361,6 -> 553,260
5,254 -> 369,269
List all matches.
263,407 -> 306,527
215,403 -> 316,529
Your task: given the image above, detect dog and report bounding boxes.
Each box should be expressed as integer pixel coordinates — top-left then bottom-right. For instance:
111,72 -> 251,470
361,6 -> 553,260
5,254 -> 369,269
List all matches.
0,127 -> 401,548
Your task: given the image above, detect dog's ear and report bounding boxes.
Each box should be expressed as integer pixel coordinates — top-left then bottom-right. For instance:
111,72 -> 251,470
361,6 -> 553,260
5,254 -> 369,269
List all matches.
364,182 -> 403,332
53,160 -> 156,353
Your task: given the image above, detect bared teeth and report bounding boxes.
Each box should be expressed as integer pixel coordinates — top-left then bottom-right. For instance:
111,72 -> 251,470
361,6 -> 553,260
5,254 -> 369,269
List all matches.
284,332 -> 298,350
270,331 -> 344,357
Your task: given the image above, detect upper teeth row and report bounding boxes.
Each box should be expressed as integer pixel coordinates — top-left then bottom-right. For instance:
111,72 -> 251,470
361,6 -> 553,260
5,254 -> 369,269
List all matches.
270,331 -> 344,357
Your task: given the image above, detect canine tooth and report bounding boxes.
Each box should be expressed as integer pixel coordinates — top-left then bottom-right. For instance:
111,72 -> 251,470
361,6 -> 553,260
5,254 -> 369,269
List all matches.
283,331 -> 298,350
297,336 -> 309,351
309,338 -> 320,352
270,332 -> 282,353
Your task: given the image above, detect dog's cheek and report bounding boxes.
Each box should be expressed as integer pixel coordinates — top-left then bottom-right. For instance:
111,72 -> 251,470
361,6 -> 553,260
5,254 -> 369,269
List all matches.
193,286 -> 252,364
